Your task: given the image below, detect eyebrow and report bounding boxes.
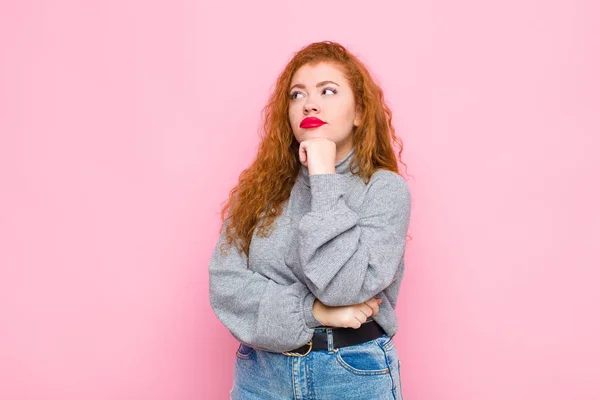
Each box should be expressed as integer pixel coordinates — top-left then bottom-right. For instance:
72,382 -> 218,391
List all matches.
289,80 -> 339,91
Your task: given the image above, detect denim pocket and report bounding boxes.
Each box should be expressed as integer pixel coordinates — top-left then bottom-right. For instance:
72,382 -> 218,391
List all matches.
235,343 -> 256,360
334,335 -> 392,376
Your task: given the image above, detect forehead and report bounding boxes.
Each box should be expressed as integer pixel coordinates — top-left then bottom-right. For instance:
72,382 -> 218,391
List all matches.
290,62 -> 347,86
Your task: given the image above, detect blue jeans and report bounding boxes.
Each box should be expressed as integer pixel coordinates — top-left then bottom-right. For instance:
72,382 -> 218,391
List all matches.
230,330 -> 404,399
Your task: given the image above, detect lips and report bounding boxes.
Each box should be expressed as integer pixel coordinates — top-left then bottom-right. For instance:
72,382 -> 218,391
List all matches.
300,117 -> 327,129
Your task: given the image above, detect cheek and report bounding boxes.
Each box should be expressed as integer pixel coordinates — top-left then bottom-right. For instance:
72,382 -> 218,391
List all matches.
288,105 -> 299,122
288,107 -> 300,134
332,105 -> 356,127
344,104 -> 357,125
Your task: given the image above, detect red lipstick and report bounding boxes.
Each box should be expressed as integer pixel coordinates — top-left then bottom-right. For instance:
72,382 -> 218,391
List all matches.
300,117 -> 327,129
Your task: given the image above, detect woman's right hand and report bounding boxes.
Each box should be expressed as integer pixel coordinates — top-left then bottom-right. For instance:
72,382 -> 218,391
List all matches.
312,297 -> 383,329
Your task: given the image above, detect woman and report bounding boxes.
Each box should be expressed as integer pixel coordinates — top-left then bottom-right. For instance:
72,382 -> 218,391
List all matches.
209,41 -> 411,400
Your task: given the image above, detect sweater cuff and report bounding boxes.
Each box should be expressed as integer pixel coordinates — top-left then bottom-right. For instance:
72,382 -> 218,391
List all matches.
302,291 -> 323,329
308,173 -> 348,213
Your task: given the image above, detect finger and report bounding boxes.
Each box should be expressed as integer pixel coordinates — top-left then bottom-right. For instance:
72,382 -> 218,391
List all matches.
364,298 -> 379,313
363,300 -> 378,316
372,302 -> 380,317
352,316 -> 362,329
372,298 -> 383,316
299,144 -> 307,163
365,297 -> 378,307
371,305 -> 379,318
358,303 -> 373,317
356,311 -> 367,324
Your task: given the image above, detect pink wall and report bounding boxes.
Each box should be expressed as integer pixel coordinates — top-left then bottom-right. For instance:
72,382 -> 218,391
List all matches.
1,1 -> 598,399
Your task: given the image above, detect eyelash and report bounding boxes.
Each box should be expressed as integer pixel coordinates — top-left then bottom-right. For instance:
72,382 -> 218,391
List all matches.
289,87 -> 337,100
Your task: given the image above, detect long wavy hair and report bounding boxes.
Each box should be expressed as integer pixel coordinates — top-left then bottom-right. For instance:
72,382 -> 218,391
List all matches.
219,41 -> 409,257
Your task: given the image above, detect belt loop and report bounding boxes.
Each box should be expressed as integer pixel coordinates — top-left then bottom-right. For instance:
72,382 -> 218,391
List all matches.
327,328 -> 334,353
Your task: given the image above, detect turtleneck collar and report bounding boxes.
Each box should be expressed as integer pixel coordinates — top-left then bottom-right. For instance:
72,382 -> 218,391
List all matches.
298,147 -> 357,188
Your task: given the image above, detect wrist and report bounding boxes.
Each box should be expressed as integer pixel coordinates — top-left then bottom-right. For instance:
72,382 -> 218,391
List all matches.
312,299 -> 327,326
308,165 -> 336,175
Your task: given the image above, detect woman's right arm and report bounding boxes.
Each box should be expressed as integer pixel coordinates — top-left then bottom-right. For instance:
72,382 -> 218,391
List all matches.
208,219 -> 322,353
209,219 -> 383,352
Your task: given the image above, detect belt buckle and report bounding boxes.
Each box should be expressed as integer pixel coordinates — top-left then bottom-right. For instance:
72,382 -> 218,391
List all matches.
282,340 -> 312,357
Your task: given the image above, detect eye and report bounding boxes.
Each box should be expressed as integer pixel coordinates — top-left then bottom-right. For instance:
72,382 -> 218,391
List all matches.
289,87 -> 338,100
289,90 -> 303,100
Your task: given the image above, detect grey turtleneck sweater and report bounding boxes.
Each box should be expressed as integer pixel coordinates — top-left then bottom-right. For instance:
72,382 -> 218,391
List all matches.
208,148 -> 412,353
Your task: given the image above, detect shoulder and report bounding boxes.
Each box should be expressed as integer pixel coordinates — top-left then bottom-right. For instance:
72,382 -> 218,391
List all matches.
354,170 -> 411,218
367,170 -> 411,200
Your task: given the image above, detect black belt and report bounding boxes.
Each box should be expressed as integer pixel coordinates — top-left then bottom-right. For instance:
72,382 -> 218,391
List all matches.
282,319 -> 386,356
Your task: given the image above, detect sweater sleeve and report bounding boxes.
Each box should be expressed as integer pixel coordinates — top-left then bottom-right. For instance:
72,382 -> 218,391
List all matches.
297,171 -> 411,307
208,219 -> 323,353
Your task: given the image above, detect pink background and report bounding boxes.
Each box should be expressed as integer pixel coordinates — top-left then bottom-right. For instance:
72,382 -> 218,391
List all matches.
1,0 -> 599,399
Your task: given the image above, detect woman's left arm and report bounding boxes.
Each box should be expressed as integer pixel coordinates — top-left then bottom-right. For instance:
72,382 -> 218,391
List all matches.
297,171 -> 411,307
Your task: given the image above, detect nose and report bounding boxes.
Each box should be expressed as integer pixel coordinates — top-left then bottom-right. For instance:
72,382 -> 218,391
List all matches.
303,101 -> 320,114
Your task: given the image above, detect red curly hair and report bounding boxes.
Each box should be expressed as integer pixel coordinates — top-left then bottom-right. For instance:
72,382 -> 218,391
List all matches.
219,41 -> 409,257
